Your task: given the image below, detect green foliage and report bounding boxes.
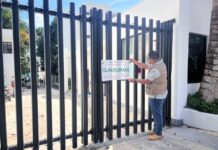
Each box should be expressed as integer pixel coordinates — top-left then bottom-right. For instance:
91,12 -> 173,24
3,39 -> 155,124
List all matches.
2,8 -> 12,29
36,27 -> 44,70
2,7 -> 30,75
35,18 -> 58,75
187,93 -> 218,114
68,78 -> 71,90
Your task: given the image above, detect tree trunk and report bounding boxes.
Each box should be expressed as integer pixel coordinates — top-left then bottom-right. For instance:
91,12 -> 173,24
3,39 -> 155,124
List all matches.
199,0 -> 218,102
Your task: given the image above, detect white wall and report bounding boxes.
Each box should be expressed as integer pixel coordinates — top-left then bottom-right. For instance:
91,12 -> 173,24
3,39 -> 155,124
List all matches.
187,0 -> 213,95
3,29 -> 14,88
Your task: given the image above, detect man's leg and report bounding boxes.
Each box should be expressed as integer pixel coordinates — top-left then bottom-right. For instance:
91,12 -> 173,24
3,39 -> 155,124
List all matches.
148,98 -> 166,140
149,98 -> 156,133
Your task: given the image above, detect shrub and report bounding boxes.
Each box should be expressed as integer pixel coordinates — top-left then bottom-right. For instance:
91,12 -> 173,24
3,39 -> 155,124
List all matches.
187,93 -> 218,115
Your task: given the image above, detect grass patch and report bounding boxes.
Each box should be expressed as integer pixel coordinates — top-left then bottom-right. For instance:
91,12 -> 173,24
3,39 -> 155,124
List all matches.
187,93 -> 218,115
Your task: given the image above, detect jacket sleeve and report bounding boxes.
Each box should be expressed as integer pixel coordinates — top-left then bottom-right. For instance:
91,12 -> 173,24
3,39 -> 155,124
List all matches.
146,68 -> 161,81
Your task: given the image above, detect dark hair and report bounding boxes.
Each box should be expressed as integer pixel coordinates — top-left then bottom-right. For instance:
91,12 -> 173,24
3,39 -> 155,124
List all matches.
148,51 -> 159,60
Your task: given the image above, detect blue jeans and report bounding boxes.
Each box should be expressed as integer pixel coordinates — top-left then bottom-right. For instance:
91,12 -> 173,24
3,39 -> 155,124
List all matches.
149,98 -> 166,136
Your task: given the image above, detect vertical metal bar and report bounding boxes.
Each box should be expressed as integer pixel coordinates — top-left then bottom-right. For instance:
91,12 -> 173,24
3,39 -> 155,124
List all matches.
43,0 -> 53,149
156,20 -> 160,53
57,0 -> 66,149
105,11 -> 113,140
97,9 -> 104,142
160,23 -> 164,59
167,21 -> 173,126
0,0 -> 8,149
161,23 -> 166,126
166,21 -> 172,126
149,19 -> 153,52
148,19 -> 153,130
125,15 -> 130,136
133,16 -> 138,134
91,7 -> 98,143
141,18 -> 146,132
80,5 -> 88,145
28,0 -> 39,149
12,0 -> 24,148
116,13 -> 122,138
70,2 -> 77,148
163,22 -> 168,126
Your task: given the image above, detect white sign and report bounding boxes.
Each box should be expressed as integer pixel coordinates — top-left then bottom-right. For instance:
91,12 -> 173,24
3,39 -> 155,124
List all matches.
101,60 -> 131,81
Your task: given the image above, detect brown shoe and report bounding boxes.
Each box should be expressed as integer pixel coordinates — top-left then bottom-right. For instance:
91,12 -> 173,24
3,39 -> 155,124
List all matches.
148,134 -> 163,141
147,130 -> 155,135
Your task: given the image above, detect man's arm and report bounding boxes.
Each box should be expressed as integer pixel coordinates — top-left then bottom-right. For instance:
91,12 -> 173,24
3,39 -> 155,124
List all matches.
128,78 -> 152,84
130,58 -> 150,69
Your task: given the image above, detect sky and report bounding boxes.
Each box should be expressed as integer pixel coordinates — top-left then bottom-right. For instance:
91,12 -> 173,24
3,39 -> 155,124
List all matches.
17,0 -> 142,12
14,0 -> 142,27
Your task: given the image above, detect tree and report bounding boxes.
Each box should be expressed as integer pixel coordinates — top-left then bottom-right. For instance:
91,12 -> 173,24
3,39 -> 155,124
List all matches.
36,27 -> 44,70
2,7 -> 30,75
199,0 -> 218,102
36,18 -> 58,76
2,8 -> 12,29
19,21 -> 30,75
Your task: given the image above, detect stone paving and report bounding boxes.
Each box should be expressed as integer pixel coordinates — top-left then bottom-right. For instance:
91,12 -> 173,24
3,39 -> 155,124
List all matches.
5,88 -> 218,149
84,126 -> 218,150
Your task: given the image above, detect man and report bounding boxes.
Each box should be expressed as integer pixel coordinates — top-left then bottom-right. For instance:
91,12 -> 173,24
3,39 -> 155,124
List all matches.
129,50 -> 168,141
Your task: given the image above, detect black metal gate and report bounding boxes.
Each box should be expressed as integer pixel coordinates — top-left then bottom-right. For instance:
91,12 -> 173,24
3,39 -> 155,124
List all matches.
0,0 -> 174,149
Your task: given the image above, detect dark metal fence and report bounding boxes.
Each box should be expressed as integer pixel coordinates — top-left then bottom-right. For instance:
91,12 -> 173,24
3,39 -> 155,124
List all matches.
0,0 -> 174,149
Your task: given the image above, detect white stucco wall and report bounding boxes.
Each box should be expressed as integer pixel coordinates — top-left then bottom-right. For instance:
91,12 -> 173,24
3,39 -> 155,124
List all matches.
122,0 -> 213,121
3,29 -> 14,87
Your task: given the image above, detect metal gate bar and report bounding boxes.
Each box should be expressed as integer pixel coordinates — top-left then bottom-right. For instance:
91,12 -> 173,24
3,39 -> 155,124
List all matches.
28,0 -> 39,149
43,0 -> 53,149
12,0 -> 24,149
116,13 -> 122,138
69,2 -> 77,148
125,15 -> 130,136
80,5 -> 88,145
141,17 -> 146,132
105,11 -> 113,140
0,0 -> 8,149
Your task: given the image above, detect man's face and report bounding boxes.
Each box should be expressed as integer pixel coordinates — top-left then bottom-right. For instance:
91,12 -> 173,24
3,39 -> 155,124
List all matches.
148,58 -> 156,65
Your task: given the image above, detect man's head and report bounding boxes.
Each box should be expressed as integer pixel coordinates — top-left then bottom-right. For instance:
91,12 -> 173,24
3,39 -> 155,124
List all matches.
148,51 -> 159,64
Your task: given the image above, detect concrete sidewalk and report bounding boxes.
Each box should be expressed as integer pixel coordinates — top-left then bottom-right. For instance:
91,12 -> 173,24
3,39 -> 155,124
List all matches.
84,126 -> 218,150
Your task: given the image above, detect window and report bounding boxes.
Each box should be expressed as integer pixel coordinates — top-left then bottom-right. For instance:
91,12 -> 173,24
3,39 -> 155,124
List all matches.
188,33 -> 207,83
3,42 -> 12,54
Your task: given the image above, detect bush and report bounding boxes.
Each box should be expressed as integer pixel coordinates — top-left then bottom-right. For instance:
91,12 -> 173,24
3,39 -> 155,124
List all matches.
187,93 -> 218,115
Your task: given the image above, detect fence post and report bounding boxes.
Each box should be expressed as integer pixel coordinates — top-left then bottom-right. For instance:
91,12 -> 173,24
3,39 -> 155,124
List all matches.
0,0 -> 8,149
12,0 -> 24,148
43,0 -> 53,149
97,9 -> 104,143
70,2 -> 78,148
91,7 -> 99,143
148,19 -> 153,130
125,15 -> 130,136
105,11 -> 113,140
28,0 -> 39,149
116,13 -> 122,138
57,0 -> 66,149
133,16 -> 139,134
80,5 -> 88,145
141,17 -> 146,132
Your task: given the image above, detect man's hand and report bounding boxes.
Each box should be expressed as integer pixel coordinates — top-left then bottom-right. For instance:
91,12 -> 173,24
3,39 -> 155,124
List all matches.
128,78 -> 135,82
130,58 -> 136,63
136,79 -> 152,84
130,58 -> 148,69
